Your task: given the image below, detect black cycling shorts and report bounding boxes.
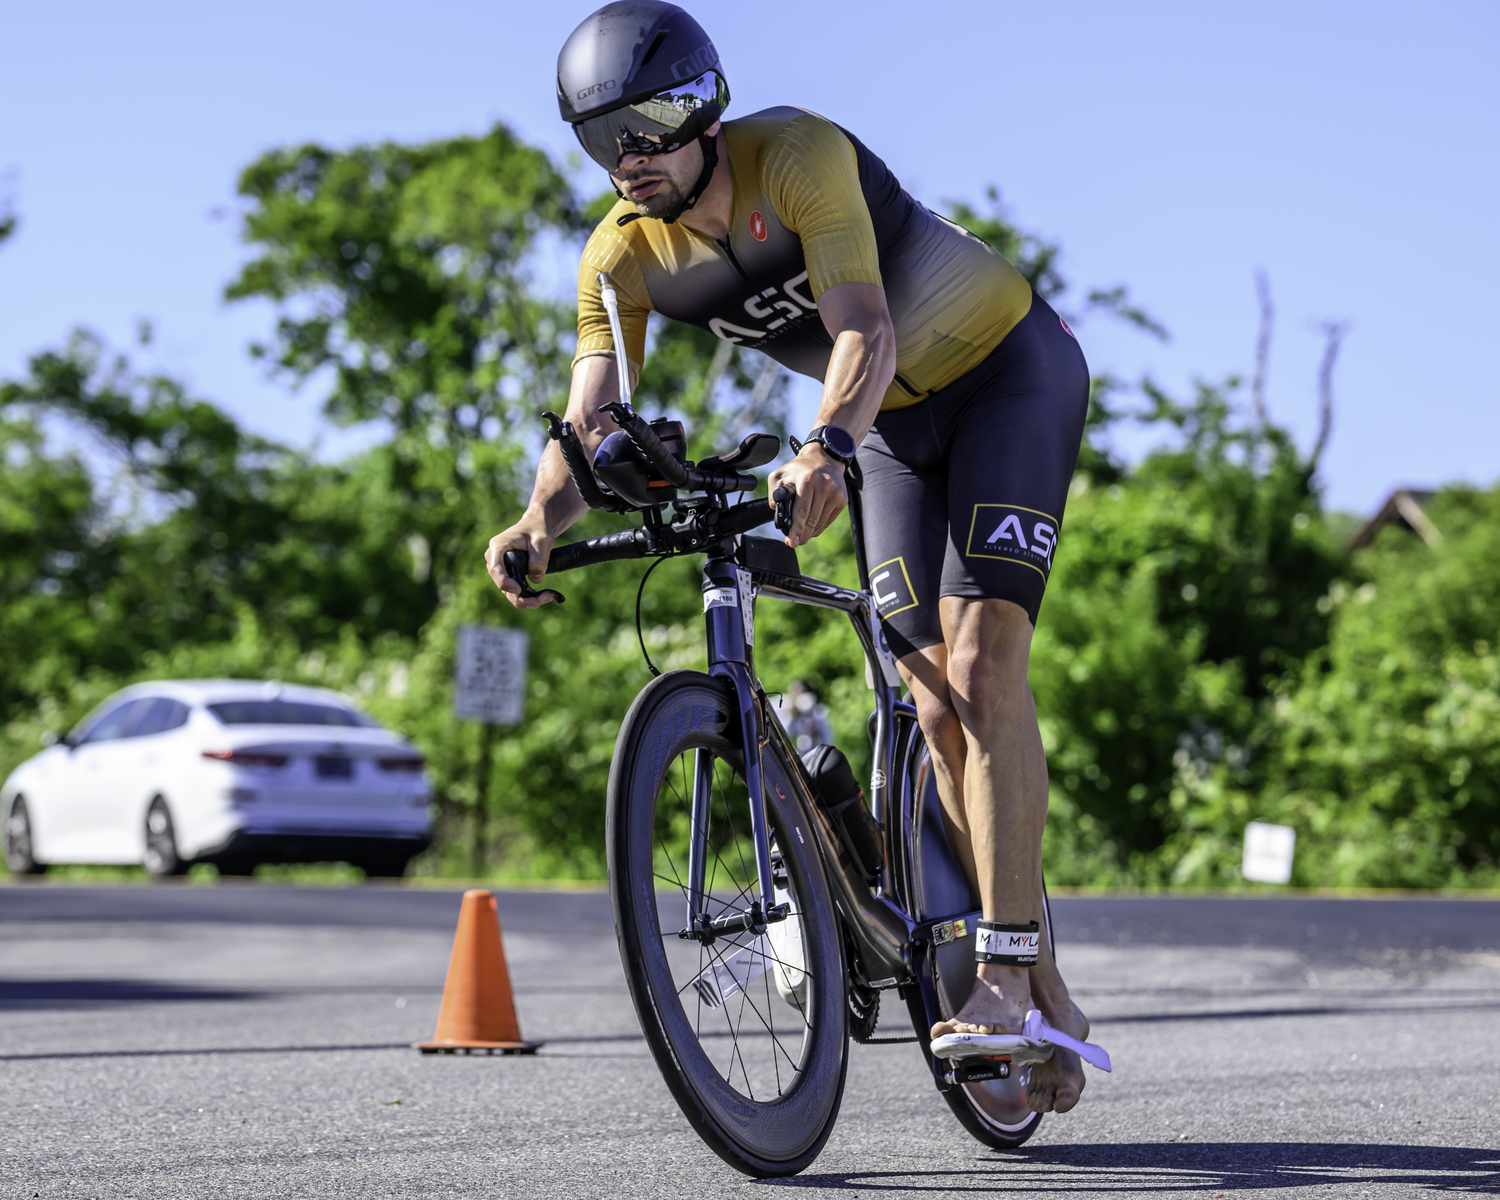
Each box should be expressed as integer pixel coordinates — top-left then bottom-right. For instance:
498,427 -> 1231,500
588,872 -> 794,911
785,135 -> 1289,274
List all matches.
858,292 -> 1090,659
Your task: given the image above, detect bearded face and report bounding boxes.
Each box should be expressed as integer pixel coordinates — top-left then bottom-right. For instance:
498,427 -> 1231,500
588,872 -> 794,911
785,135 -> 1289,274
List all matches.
611,137 -> 708,224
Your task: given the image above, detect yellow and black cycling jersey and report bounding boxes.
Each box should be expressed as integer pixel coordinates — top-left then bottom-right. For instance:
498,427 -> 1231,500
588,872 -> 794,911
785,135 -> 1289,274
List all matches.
575,107 -> 1033,412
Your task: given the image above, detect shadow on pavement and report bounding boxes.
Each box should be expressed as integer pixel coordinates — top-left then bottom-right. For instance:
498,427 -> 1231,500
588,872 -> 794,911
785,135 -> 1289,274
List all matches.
0,979 -> 257,1008
1,1041 -> 412,1062
768,1143 -> 1500,1193
1096,998 -> 1500,1024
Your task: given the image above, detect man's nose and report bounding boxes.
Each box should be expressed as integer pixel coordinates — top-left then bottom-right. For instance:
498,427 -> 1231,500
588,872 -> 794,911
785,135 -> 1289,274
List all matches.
616,152 -> 653,173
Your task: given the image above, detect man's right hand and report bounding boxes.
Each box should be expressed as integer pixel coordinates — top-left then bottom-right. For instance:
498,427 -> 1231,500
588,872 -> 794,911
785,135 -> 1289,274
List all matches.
485,521 -> 556,609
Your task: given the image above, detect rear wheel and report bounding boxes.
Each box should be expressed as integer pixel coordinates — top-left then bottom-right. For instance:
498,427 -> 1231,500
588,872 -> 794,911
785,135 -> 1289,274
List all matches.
4,798 -> 46,875
357,849 -> 413,879
906,739 -> 1046,1150
608,670 -> 848,1178
143,800 -> 187,878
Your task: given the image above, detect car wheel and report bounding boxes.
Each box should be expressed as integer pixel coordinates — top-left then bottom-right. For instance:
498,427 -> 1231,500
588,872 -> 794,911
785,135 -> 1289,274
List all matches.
143,799 -> 188,878
4,798 -> 47,875
357,851 -> 413,879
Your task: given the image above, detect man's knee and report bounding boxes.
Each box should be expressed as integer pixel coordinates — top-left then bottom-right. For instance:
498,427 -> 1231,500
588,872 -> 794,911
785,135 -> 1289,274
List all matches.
943,599 -> 1035,727
914,689 -> 962,752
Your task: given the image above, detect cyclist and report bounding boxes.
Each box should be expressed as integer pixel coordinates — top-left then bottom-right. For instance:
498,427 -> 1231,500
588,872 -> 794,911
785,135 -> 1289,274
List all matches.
485,0 -> 1093,1115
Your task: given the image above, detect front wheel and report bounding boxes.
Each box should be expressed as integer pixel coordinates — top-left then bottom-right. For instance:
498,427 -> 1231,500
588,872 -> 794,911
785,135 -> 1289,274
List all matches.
143,799 -> 187,878
4,798 -> 47,875
608,670 -> 848,1178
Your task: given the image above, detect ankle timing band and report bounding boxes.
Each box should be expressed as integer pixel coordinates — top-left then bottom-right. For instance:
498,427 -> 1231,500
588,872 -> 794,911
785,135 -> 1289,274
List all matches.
976,920 -> 1040,966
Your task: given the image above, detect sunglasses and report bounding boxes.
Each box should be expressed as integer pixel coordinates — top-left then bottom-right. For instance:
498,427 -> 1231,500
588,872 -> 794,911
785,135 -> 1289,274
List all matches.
572,72 -> 729,171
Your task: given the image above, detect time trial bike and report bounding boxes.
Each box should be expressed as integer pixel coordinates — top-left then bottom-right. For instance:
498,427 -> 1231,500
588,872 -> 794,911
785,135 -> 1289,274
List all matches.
502,279 -> 1058,1178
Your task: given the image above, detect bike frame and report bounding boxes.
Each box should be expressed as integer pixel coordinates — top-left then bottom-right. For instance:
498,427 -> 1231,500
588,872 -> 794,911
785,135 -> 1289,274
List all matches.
692,496 -> 987,1092
590,267 -> 992,1093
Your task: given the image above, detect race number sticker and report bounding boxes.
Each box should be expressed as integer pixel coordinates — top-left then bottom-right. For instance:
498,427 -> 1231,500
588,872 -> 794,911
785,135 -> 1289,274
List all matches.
703,587 -> 737,612
737,567 -> 755,647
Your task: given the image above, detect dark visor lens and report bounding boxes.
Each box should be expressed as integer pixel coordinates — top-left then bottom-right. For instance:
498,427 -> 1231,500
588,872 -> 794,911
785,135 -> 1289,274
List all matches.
573,72 -> 729,170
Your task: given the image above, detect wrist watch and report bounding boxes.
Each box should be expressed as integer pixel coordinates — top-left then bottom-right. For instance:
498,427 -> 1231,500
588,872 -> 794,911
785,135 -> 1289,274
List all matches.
801,423 -> 857,466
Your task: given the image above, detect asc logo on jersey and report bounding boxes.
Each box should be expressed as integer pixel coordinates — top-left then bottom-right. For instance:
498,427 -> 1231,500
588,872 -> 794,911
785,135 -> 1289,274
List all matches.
708,270 -> 819,345
965,504 -> 1059,578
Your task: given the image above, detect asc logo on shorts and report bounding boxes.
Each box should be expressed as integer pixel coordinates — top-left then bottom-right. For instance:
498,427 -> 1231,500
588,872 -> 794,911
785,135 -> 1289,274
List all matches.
869,557 -> 918,620
965,505 -> 1059,579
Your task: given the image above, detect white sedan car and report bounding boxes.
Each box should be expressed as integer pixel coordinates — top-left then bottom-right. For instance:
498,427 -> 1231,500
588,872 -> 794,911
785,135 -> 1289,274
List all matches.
2,680 -> 432,878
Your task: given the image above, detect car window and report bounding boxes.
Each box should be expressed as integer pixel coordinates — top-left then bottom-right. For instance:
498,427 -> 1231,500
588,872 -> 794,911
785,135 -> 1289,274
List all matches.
78,699 -> 150,744
132,698 -> 191,737
206,700 -> 380,728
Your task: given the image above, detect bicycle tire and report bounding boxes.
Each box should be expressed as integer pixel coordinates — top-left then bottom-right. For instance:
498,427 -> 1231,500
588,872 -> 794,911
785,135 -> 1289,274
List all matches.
904,736 -> 1046,1151
608,670 -> 848,1177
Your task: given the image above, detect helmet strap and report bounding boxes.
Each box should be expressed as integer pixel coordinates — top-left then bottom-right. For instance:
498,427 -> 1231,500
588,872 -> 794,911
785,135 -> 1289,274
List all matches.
661,133 -> 719,225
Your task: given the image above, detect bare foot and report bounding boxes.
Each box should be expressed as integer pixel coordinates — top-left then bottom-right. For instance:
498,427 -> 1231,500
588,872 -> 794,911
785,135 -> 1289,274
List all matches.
1025,994 -> 1089,1113
930,967 -> 1091,1114
929,964 -> 1029,1041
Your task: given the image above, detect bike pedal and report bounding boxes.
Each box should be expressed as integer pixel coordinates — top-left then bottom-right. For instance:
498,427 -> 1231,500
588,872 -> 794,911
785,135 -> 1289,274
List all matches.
943,1058 -> 1011,1085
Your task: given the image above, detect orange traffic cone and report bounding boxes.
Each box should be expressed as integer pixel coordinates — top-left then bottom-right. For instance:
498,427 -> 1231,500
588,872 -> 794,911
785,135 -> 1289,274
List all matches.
415,889 -> 542,1055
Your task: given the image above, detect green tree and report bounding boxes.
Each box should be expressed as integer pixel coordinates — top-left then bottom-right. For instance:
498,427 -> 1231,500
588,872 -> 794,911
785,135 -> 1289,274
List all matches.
2,331 -> 431,652
1031,378 -> 1345,880
0,409 -> 115,722
1253,487 -> 1500,886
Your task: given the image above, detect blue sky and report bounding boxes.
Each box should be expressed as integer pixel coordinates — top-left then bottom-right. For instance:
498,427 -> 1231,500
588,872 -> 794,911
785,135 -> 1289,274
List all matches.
3,0 -> 1496,513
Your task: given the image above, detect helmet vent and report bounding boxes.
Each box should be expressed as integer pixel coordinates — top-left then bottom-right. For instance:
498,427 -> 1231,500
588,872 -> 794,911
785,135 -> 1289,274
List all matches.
639,30 -> 670,68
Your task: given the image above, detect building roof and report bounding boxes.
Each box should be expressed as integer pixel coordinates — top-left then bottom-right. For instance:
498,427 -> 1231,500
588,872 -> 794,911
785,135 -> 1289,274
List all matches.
1350,488 -> 1441,550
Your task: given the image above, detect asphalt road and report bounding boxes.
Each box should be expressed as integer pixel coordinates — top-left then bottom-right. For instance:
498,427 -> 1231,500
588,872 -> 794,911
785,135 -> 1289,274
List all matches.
3,884 -> 1498,1198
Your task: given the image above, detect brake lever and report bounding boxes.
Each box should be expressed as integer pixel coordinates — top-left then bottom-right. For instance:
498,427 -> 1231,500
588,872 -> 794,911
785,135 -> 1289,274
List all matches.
502,550 -> 565,605
773,485 -> 796,536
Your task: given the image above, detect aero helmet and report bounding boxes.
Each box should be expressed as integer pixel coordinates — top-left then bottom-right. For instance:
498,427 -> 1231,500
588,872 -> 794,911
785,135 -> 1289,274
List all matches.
557,2 -> 729,216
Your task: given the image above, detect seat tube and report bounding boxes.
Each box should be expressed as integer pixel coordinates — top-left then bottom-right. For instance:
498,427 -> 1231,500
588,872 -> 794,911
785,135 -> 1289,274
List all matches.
702,559 -> 777,917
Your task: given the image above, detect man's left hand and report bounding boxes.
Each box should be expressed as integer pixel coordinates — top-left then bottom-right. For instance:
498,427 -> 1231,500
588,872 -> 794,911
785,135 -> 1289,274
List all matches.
767,444 -> 848,548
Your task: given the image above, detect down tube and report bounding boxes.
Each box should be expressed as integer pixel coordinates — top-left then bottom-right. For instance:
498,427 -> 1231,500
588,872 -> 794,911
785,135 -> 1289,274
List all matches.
760,719 -> 909,983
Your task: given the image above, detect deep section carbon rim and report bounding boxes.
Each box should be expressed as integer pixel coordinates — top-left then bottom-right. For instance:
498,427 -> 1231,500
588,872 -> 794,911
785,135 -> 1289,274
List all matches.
609,672 -> 847,1175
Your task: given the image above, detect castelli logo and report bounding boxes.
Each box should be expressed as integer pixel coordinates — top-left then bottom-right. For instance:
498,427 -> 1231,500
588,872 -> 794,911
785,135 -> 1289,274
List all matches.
749,210 -> 767,241
1059,315 -> 1076,339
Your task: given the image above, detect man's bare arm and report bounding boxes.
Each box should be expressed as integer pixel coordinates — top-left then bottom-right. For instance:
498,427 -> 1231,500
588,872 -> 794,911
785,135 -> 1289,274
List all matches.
484,354 -> 632,607
767,280 -> 896,547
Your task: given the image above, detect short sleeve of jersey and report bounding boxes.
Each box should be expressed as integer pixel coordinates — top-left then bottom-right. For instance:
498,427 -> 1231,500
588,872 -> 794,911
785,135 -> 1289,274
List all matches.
574,215 -> 652,375
761,115 -> 883,299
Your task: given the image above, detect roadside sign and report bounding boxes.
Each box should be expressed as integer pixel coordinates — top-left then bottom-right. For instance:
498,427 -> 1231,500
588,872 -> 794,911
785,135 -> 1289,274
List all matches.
1242,821 -> 1296,884
454,626 -> 529,725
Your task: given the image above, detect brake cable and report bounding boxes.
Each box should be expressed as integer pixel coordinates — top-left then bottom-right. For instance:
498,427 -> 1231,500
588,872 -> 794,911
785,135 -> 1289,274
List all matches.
634,555 -> 671,677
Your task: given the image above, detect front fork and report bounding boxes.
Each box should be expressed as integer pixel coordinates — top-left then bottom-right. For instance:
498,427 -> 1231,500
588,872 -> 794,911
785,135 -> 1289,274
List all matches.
688,559 -> 779,934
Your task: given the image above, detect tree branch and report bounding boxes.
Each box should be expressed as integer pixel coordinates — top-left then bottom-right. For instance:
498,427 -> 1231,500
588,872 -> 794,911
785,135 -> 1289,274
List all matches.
1250,269 -> 1273,426
1309,319 -> 1349,472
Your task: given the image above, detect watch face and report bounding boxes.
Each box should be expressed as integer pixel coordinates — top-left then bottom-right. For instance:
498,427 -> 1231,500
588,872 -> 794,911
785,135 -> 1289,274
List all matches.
817,425 -> 857,461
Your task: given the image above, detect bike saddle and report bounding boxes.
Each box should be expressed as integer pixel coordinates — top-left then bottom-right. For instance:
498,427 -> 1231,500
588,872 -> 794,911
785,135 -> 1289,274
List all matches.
698,431 -> 780,472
